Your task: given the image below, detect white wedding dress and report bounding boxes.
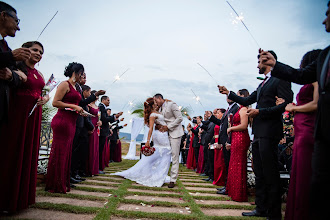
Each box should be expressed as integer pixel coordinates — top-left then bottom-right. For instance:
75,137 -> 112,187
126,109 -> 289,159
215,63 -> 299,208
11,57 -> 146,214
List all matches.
111,113 -> 171,187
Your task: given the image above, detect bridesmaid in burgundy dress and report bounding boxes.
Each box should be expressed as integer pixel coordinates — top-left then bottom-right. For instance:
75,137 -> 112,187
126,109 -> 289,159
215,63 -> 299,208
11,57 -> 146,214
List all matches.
226,89 -> 250,202
213,110 -> 227,186
0,41 -> 49,212
87,91 -> 101,176
45,62 -> 84,193
186,123 -> 197,170
278,50 -> 321,220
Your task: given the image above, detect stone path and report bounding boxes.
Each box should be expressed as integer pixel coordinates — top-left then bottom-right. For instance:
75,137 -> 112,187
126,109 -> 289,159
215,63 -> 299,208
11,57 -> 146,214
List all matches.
1,160 -> 267,220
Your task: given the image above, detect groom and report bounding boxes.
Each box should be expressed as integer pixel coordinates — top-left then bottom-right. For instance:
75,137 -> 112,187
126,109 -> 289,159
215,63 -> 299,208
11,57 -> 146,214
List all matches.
154,93 -> 183,188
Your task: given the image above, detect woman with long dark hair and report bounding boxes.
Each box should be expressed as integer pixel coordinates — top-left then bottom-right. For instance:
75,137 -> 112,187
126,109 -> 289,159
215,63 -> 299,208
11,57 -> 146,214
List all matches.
45,62 -> 84,193
226,89 -> 250,202
112,97 -> 172,187
278,49 -> 322,220
0,41 -> 48,212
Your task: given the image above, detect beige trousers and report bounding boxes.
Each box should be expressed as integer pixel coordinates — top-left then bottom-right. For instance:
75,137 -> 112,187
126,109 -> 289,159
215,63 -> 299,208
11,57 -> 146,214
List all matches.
169,136 -> 181,182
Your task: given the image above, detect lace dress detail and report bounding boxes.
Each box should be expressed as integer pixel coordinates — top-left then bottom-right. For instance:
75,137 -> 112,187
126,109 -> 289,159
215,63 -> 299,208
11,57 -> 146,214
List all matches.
112,112 -> 171,187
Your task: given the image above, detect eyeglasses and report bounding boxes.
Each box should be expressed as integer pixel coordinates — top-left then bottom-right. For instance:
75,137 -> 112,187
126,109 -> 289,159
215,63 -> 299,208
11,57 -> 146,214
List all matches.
5,12 -> 20,25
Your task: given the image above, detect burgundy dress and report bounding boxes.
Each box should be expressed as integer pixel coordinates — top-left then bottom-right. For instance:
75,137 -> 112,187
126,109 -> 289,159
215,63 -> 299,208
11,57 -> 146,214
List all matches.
196,145 -> 204,173
226,107 -> 250,202
101,137 -> 110,170
87,106 -> 99,175
113,140 -> 122,162
45,81 -> 81,193
186,130 -> 196,170
213,125 -> 227,186
285,84 -> 316,220
0,68 -> 44,212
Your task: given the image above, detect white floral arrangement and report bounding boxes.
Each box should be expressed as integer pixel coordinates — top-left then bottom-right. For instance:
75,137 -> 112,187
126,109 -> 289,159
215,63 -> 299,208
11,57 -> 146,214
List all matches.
37,159 -> 48,174
247,171 -> 256,187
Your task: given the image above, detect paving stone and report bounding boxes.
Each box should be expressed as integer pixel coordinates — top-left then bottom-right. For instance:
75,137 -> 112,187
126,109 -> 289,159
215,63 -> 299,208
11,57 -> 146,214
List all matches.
76,184 -> 118,190
181,182 -> 217,187
201,208 -> 252,217
117,203 -> 191,215
179,178 -> 206,182
68,189 -> 111,198
0,208 -> 95,220
36,196 -> 105,207
189,191 -> 229,198
85,179 -> 120,185
195,199 -> 252,206
185,186 -> 217,192
127,188 -> 179,195
125,195 -> 185,203
92,176 -> 124,180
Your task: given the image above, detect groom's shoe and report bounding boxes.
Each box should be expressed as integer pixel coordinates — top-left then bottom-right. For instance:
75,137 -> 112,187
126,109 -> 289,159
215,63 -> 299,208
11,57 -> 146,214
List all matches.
168,182 -> 175,188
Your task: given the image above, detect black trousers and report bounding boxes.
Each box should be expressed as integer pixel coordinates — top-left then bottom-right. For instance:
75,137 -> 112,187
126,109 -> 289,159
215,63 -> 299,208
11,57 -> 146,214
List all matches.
71,127 -> 82,175
203,145 -> 209,175
252,137 -> 281,219
109,140 -> 117,161
99,136 -> 107,170
207,148 -> 215,179
194,146 -> 199,165
310,139 -> 330,219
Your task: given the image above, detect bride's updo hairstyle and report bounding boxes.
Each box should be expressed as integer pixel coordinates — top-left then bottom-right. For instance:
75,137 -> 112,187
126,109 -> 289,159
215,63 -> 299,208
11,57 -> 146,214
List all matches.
144,97 -> 155,126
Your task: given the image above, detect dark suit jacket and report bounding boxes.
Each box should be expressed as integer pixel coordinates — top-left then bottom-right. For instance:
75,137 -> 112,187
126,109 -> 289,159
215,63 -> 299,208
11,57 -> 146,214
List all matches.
0,41 -> 22,124
99,103 -> 116,137
202,121 -> 215,146
191,125 -> 200,148
228,77 -> 293,139
271,46 -> 330,142
209,103 -> 240,145
109,123 -> 123,141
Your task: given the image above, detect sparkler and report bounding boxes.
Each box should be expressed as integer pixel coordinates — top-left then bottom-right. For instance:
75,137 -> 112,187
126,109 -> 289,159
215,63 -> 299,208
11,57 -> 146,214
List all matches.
191,89 -> 206,110
197,63 -> 219,86
37,11 -> 58,40
112,68 -> 130,84
226,1 -> 260,48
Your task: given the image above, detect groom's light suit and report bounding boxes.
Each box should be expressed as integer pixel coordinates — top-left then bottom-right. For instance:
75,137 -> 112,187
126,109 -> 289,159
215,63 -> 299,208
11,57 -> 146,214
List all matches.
160,101 -> 183,182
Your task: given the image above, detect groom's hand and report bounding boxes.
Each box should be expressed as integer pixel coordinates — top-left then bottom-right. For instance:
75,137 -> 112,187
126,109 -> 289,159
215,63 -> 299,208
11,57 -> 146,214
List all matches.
159,125 -> 168,132
155,124 -> 162,130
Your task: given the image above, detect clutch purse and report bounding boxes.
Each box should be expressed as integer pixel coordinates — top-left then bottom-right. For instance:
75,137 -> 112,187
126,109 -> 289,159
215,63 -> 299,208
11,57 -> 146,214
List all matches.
141,145 -> 155,156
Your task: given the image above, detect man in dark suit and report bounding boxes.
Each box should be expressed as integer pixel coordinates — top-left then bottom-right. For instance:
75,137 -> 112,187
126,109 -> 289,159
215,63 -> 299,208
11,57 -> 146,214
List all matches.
0,2 -> 32,125
109,116 -> 125,162
201,111 -> 216,181
98,95 -> 122,173
258,4 -> 330,218
207,98 -> 239,194
191,116 -> 202,166
218,51 -> 293,219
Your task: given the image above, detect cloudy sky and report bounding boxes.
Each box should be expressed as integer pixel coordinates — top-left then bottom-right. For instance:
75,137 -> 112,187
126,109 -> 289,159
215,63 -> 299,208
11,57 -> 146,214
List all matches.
5,0 -> 329,133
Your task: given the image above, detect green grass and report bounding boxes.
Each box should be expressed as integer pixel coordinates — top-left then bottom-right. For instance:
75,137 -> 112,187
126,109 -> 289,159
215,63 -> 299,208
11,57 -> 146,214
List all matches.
31,161 -> 264,220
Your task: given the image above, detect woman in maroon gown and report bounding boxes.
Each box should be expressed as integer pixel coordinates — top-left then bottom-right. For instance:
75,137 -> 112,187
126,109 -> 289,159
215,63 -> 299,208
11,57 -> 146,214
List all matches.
279,50 -> 321,220
0,41 -> 48,212
45,62 -> 84,193
114,140 -> 122,162
87,90 -> 101,176
213,110 -> 227,186
226,89 -> 250,202
186,124 -> 197,170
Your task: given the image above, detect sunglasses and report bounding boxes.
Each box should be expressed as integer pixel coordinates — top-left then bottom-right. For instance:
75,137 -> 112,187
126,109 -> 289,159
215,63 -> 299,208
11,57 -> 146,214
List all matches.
5,12 -> 20,25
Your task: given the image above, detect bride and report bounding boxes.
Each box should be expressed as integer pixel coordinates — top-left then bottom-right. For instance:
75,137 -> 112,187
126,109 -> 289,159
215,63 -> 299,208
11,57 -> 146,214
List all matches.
111,97 -> 171,187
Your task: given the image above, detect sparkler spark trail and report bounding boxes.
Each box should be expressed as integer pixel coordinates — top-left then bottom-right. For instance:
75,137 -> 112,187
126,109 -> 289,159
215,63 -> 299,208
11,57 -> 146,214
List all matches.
226,1 -> 260,48
197,63 -> 219,86
191,89 -> 206,110
37,11 -> 58,40
112,68 -> 130,84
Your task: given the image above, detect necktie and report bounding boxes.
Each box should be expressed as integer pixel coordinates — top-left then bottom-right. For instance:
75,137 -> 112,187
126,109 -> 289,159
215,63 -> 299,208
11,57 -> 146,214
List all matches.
0,39 -> 8,51
326,60 -> 330,85
261,76 -> 268,87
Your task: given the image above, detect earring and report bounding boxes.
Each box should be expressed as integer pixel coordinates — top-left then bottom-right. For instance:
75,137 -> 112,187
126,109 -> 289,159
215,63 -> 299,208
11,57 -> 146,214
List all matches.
73,76 -> 76,83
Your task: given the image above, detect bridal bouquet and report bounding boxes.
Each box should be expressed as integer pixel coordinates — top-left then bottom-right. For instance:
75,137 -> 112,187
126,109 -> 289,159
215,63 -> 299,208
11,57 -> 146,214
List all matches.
29,74 -> 59,117
141,143 -> 155,156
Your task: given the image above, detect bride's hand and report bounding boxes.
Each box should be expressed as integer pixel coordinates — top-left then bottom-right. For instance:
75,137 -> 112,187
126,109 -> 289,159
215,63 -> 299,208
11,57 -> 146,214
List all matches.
145,142 -> 150,147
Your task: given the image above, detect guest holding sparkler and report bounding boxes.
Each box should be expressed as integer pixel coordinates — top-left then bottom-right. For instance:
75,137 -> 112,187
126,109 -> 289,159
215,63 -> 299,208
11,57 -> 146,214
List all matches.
218,51 -> 293,219
226,89 -> 250,202
45,62 -> 85,193
0,41 -> 47,213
